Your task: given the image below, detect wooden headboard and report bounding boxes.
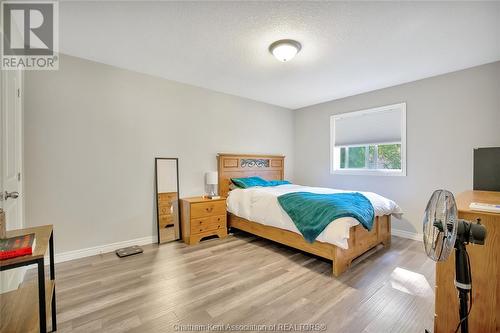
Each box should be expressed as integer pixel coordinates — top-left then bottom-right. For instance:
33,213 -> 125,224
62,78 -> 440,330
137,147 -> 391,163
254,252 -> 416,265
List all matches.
217,153 -> 285,198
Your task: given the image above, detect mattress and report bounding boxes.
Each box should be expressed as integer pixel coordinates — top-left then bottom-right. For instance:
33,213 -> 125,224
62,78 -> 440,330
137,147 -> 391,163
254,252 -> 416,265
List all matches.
226,184 -> 403,249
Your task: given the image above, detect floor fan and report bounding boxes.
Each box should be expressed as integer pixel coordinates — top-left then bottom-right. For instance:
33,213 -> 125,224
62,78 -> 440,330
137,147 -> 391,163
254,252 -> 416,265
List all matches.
422,190 -> 487,333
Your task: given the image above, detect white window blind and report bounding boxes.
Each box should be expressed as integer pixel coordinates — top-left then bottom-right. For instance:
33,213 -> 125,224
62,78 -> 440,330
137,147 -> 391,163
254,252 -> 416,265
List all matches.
334,106 -> 402,146
330,103 -> 406,176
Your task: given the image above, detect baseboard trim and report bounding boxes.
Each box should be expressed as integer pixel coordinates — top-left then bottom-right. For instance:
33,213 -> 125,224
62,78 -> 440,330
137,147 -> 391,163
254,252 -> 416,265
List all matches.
52,229 -> 419,264
53,236 -> 155,264
392,229 -> 422,241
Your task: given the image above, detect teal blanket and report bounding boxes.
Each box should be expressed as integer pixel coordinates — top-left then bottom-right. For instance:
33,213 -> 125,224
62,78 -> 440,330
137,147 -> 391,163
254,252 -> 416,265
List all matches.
277,192 -> 375,243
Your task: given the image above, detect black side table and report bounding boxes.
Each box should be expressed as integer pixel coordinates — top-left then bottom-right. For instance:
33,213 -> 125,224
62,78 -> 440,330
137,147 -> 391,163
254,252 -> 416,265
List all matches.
0,225 -> 57,332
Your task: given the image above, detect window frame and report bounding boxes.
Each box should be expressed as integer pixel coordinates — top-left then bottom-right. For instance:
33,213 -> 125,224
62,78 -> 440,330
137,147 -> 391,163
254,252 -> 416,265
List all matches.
330,103 -> 407,176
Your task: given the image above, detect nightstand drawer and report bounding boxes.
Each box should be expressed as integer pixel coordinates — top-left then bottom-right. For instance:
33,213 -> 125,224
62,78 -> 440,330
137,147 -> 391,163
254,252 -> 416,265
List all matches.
190,216 -> 211,229
191,217 -> 226,235
190,214 -> 226,225
211,215 -> 226,225
190,201 -> 226,218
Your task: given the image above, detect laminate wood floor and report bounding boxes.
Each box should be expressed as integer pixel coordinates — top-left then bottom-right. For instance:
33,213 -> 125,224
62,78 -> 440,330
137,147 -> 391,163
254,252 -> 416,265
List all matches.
26,232 -> 435,333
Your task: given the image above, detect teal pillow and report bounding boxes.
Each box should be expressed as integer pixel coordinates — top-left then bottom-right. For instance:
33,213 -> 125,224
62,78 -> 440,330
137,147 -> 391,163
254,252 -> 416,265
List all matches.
268,180 -> 291,186
231,176 -> 269,188
231,177 -> 292,188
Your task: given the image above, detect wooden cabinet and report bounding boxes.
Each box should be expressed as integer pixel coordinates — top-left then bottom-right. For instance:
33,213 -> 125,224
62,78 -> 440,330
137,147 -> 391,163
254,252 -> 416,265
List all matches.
180,197 -> 227,245
157,192 -> 179,243
435,191 -> 500,333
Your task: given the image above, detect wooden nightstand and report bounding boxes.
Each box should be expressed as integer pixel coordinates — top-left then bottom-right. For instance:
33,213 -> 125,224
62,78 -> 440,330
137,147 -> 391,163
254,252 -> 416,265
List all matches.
180,196 -> 227,245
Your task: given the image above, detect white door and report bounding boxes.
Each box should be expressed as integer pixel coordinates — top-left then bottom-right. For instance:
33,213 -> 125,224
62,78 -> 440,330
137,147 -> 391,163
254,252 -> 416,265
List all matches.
0,69 -> 24,292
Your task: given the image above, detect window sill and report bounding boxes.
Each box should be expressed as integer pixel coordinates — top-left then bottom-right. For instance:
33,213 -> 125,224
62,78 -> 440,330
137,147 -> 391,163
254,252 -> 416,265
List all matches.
331,169 -> 406,177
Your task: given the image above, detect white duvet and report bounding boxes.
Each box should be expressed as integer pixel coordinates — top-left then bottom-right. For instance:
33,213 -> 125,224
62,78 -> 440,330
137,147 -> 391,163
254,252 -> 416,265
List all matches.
227,184 -> 402,249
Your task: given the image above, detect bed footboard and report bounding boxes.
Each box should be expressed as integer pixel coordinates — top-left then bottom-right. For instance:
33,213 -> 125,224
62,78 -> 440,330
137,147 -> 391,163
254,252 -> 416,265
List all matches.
229,214 -> 391,277
332,215 -> 391,276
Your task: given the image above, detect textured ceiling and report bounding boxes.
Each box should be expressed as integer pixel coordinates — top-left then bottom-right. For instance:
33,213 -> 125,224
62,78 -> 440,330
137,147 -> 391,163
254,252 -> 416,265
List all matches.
59,1 -> 500,109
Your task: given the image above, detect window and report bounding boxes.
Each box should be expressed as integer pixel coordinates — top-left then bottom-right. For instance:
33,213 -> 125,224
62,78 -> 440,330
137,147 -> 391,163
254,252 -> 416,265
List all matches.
331,103 -> 406,176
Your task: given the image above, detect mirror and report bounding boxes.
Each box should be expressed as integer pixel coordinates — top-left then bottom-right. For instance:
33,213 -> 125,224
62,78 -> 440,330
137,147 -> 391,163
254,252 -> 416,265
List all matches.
155,158 -> 180,244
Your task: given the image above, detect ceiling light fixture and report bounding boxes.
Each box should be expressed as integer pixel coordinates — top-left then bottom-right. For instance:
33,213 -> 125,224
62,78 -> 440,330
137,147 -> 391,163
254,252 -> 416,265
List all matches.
269,39 -> 301,62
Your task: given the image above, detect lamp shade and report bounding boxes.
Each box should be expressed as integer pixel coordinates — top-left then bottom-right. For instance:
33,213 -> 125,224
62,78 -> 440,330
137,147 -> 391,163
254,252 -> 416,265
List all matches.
205,171 -> 218,185
269,39 -> 301,62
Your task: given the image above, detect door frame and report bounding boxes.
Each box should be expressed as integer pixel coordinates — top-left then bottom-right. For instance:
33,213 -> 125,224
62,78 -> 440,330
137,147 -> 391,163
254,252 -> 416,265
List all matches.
0,69 -> 24,226
0,68 -> 25,292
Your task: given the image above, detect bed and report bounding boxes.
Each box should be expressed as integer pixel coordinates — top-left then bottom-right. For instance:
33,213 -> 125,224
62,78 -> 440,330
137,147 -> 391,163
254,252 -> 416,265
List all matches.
218,153 -> 402,277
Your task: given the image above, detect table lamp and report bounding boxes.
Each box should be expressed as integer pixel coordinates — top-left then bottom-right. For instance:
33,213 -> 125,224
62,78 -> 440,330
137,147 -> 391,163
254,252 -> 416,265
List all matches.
205,171 -> 219,199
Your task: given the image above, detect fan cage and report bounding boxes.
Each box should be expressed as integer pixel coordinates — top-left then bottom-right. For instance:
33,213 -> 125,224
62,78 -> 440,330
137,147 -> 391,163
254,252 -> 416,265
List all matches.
423,189 -> 457,261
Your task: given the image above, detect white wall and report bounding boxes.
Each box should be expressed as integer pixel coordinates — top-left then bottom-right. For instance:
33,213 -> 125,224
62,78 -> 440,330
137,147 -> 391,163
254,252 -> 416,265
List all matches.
24,54 -> 294,254
294,61 -> 500,238
24,54 -> 500,254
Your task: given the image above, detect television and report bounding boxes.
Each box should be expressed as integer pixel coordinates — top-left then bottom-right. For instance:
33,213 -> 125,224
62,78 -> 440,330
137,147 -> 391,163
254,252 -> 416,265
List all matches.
473,147 -> 500,191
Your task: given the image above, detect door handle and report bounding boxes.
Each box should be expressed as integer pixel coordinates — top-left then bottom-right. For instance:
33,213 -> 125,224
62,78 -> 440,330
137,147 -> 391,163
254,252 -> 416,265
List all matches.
2,191 -> 19,200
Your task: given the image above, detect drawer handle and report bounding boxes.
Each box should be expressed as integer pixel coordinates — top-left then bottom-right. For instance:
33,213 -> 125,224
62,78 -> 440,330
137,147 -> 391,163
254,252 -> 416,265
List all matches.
199,228 -> 203,232
206,207 -> 213,212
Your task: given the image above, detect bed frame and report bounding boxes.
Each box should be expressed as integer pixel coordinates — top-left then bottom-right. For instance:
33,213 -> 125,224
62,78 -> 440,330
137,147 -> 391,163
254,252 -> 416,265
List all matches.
217,153 -> 391,277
